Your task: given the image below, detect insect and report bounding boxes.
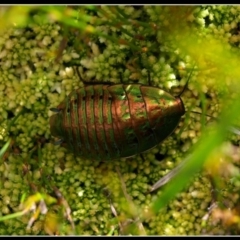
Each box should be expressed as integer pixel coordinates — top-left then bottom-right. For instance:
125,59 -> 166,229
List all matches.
49,70 -> 190,161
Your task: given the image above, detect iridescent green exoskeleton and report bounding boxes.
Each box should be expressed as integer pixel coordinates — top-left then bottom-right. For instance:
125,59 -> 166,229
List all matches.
50,83 -> 185,161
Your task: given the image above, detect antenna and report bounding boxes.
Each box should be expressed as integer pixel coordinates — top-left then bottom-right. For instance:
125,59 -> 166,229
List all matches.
178,65 -> 196,98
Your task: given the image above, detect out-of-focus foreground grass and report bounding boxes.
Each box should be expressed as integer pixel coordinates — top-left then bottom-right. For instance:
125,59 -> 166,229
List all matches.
0,5 -> 240,235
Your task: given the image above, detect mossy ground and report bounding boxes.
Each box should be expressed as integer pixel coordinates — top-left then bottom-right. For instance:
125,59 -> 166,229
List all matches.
0,6 -> 240,235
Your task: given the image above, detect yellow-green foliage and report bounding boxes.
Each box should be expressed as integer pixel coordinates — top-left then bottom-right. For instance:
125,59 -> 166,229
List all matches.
0,5 -> 240,235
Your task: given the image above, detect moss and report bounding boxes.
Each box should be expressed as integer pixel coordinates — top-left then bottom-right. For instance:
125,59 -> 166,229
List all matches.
0,5 -> 239,235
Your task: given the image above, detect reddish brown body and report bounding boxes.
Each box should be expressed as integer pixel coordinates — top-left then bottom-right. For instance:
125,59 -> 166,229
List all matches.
50,84 -> 185,161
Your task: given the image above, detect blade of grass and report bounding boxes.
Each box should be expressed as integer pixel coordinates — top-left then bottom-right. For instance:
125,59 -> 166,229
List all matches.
151,90 -> 240,213
0,138 -> 11,159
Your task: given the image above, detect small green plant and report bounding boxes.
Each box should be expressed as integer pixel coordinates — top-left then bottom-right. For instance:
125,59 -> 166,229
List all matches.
0,5 -> 240,235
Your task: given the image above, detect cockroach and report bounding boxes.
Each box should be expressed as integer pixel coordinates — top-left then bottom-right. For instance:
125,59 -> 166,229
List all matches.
49,68 -> 193,161
49,68 -> 240,194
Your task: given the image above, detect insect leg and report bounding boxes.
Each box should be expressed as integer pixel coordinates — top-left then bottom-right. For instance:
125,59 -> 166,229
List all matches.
74,66 -> 96,84
74,65 -> 86,81
75,66 -> 115,85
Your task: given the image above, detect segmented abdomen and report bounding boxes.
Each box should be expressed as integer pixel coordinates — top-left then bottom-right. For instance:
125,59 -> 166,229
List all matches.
50,84 -> 184,160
